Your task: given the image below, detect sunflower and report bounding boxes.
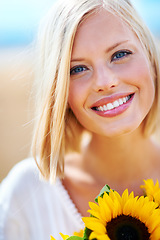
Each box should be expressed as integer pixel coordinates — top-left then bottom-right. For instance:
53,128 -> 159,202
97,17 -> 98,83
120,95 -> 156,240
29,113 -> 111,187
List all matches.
82,189 -> 160,240
141,179 -> 160,206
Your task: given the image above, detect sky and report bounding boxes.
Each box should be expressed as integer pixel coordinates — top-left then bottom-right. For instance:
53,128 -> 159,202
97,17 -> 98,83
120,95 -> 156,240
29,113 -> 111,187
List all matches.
133,0 -> 160,35
0,0 -> 54,47
0,0 -> 160,47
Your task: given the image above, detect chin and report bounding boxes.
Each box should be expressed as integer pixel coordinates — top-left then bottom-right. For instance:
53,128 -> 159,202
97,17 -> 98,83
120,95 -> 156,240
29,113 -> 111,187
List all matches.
96,120 -> 144,138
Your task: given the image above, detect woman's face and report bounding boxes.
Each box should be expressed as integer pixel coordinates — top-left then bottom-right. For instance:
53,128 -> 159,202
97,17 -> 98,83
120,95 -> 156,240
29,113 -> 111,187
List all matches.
68,9 -> 155,137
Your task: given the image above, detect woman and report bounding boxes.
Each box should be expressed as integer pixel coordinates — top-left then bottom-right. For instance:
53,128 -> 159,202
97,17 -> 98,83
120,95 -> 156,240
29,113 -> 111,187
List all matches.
0,0 -> 160,239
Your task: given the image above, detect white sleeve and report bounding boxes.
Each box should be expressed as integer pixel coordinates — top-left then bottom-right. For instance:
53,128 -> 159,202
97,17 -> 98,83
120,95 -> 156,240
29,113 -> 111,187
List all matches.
0,159 -> 84,240
0,194 -> 29,240
0,159 -> 37,240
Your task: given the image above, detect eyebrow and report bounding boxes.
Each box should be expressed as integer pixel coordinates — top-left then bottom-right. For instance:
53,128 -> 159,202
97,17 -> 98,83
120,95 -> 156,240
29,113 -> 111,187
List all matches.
71,40 -> 130,63
106,40 -> 129,53
71,57 -> 86,63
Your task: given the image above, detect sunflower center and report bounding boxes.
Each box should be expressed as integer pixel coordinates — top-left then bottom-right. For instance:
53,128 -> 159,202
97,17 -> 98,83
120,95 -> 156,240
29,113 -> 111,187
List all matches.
106,215 -> 150,240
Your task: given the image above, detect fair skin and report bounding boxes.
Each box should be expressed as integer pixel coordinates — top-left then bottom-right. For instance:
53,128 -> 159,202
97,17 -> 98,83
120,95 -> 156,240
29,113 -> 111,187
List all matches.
62,9 -> 160,217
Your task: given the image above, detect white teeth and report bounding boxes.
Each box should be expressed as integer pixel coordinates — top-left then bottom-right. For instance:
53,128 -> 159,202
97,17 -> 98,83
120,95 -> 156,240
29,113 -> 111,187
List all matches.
99,106 -> 104,111
113,100 -> 119,108
123,97 -> 127,103
107,103 -> 114,110
96,95 -> 131,112
126,96 -> 129,101
118,99 -> 123,105
103,105 -> 108,111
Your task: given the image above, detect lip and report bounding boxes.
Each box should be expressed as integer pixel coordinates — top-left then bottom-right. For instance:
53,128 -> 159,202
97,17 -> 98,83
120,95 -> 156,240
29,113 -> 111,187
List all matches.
91,93 -> 135,118
91,92 -> 134,108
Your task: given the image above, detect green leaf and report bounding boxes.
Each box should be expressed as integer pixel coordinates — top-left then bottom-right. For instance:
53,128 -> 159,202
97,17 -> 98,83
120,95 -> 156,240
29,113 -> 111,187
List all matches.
83,227 -> 92,240
83,227 -> 97,240
66,237 -> 83,240
95,184 -> 111,203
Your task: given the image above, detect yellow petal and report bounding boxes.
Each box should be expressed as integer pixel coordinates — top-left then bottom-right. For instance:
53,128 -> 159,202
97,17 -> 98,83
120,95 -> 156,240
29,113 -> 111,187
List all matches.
146,209 -> 160,232
89,201 -> 100,212
50,236 -> 56,240
60,233 -> 70,240
82,217 -> 106,234
88,209 -> 102,220
150,226 -> 160,240
89,232 -> 110,240
73,229 -> 84,237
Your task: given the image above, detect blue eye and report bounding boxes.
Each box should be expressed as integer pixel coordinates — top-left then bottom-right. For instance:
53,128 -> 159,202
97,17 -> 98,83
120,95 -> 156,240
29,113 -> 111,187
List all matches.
70,65 -> 87,75
112,50 -> 132,61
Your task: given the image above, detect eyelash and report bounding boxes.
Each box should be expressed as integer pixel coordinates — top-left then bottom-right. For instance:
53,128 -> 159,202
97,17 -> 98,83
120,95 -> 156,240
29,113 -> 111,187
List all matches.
70,65 -> 88,75
111,50 -> 132,62
70,50 -> 132,75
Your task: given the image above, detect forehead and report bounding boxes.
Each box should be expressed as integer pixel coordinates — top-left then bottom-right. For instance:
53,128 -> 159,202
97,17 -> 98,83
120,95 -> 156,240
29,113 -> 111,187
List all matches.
72,8 -> 137,50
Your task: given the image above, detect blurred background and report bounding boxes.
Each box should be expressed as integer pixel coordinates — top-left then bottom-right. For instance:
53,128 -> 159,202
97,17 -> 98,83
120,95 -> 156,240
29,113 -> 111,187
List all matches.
0,0 -> 160,182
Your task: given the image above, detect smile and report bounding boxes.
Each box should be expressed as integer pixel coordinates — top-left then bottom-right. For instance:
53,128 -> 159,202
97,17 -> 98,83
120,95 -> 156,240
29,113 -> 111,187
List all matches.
94,94 -> 132,112
91,93 -> 134,117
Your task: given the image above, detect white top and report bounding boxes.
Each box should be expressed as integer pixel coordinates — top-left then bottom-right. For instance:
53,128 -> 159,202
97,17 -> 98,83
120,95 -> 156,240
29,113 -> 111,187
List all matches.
0,158 -> 84,240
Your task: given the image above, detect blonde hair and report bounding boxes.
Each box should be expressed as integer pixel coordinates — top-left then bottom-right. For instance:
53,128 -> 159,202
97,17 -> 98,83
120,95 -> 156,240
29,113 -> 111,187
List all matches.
32,0 -> 160,182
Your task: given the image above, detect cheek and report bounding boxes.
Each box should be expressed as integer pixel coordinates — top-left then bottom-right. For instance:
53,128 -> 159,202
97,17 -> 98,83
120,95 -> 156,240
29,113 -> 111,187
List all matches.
138,63 -> 155,96
135,61 -> 155,112
68,85 -> 88,127
68,81 -> 86,112
125,58 -> 155,97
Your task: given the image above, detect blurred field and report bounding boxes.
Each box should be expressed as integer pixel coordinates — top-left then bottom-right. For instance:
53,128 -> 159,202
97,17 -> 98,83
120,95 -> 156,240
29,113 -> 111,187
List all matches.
0,47 -> 35,182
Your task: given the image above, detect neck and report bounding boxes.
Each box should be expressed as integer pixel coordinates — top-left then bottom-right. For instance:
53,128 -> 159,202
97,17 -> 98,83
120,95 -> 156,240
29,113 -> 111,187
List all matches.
82,129 -> 159,194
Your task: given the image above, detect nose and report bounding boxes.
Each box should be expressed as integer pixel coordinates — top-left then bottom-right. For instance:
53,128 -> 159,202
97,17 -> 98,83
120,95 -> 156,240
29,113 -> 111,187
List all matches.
92,64 -> 119,92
